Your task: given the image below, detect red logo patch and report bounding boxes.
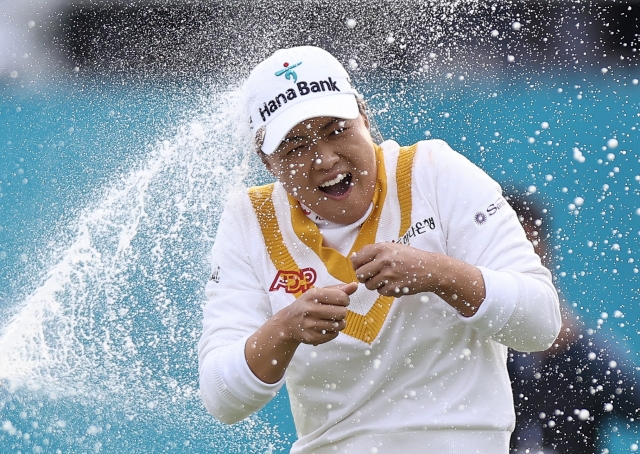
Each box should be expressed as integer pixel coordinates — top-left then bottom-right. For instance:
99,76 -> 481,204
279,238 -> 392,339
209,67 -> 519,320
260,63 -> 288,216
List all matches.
270,268 -> 317,294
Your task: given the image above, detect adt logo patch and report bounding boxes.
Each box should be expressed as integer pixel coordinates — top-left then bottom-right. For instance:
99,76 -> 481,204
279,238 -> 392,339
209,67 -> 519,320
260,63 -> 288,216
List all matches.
275,61 -> 302,83
270,267 -> 317,294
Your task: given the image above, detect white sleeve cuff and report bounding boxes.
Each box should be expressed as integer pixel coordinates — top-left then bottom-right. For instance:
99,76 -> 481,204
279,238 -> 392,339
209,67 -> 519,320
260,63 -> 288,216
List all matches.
218,336 -> 286,405
456,267 -> 518,338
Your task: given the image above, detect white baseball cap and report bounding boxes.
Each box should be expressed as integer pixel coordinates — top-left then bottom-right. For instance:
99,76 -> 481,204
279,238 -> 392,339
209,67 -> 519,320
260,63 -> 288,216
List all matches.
243,46 -> 360,155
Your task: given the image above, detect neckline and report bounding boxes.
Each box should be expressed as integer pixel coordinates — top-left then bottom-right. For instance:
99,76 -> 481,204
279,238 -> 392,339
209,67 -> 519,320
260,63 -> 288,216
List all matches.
287,144 -> 387,283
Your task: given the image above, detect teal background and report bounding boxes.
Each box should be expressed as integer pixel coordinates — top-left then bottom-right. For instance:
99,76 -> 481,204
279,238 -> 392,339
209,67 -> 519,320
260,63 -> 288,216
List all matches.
1,68 -> 639,452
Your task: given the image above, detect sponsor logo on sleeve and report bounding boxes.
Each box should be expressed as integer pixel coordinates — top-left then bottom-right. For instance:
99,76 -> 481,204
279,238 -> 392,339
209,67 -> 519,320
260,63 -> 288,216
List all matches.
474,212 -> 487,225
270,268 -> 317,294
474,197 -> 507,226
210,266 -> 221,283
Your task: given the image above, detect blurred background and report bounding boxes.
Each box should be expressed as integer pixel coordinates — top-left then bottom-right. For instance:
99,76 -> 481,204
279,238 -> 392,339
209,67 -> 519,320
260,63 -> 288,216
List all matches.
1,0 -> 639,453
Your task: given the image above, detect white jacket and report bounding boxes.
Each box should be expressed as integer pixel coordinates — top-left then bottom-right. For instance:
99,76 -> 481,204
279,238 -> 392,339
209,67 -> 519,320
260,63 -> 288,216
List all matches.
198,139 -> 561,454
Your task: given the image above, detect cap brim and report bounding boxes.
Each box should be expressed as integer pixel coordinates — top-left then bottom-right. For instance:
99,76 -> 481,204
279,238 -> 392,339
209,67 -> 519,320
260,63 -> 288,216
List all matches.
261,93 -> 359,155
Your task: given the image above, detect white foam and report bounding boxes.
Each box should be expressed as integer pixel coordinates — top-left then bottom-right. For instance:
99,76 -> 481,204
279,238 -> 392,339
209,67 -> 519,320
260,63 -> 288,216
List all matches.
0,87 -> 281,446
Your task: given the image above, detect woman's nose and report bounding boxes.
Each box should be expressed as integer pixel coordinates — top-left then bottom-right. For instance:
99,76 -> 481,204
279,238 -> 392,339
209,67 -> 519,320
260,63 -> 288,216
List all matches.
311,143 -> 340,170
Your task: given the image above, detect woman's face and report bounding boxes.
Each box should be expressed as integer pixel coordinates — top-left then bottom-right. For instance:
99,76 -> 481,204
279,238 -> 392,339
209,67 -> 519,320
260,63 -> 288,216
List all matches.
261,114 -> 377,225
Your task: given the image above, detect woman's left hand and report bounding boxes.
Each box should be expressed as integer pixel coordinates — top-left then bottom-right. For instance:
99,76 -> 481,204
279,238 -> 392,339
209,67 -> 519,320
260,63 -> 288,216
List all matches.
350,242 -> 444,296
350,242 -> 486,317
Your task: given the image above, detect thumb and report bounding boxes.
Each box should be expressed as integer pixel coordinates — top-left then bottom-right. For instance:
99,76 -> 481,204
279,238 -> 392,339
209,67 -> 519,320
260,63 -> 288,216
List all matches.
337,281 -> 359,295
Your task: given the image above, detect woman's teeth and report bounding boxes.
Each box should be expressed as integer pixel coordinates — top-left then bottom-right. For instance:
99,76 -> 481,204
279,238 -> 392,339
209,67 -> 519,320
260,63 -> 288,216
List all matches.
320,173 -> 347,188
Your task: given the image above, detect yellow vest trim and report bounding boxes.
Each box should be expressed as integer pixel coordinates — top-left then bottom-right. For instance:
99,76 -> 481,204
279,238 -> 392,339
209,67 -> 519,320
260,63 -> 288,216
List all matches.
249,144 -> 418,344
248,184 -> 307,299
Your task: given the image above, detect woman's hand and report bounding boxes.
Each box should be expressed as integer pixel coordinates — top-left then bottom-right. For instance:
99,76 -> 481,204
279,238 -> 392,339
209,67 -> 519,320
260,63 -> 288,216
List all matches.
245,282 -> 357,384
351,243 -> 486,317
274,282 -> 357,346
350,242 -> 442,296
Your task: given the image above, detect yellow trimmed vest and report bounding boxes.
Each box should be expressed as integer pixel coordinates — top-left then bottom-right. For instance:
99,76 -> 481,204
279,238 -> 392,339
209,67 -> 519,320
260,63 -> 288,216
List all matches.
248,144 -> 417,344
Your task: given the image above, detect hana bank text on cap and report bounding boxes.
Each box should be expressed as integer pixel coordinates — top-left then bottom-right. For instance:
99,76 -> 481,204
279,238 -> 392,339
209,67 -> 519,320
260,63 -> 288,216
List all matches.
243,46 -> 360,155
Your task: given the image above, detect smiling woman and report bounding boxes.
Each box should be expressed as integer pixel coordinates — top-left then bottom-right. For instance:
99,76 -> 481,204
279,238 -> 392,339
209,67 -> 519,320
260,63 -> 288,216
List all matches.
198,45 -> 561,454
260,115 -> 377,224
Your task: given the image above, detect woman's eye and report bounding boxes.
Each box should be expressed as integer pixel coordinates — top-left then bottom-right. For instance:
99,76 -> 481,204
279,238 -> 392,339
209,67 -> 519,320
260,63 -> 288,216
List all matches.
333,121 -> 347,135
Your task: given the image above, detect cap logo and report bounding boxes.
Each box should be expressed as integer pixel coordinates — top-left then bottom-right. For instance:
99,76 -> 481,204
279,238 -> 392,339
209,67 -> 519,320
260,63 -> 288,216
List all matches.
275,61 -> 302,83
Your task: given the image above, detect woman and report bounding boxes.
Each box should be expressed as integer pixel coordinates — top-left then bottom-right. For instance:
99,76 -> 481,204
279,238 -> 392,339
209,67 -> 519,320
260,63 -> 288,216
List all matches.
199,45 -> 561,454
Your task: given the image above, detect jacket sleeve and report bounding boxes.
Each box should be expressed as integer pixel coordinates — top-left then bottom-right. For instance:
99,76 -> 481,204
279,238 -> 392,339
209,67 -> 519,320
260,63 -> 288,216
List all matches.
198,193 -> 285,424
416,140 -> 561,352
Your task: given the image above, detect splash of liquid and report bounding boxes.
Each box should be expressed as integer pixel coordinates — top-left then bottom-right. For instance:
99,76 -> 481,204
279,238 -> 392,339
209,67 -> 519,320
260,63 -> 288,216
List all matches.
0,87 -> 283,451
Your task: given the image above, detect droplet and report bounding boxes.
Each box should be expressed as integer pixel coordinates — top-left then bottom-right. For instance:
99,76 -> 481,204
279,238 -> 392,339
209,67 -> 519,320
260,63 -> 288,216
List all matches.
607,138 -> 619,149
573,148 -> 585,163
346,18 -> 357,28
512,21 -> 521,31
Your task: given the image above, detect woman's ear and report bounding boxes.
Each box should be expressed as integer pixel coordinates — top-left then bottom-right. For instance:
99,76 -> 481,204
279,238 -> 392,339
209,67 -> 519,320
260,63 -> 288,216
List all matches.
362,111 -> 371,131
258,151 -> 278,177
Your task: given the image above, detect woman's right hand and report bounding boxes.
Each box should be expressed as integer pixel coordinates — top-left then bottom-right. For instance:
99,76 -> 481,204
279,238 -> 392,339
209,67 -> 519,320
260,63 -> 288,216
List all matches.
245,281 -> 357,383
275,281 -> 357,346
